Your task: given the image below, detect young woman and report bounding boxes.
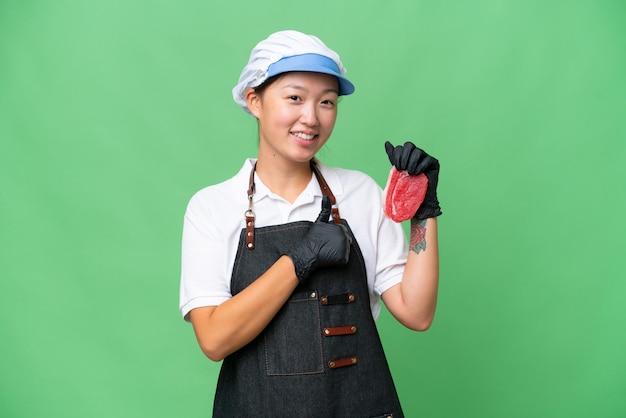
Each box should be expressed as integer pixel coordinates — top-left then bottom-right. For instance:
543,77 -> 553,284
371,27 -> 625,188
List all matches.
180,30 -> 442,417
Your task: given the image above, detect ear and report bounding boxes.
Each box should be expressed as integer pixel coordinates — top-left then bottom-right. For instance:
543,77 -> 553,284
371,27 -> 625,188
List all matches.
245,88 -> 262,119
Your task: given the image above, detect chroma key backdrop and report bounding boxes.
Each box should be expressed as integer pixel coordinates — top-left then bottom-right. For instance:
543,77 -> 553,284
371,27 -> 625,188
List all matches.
1,1 -> 625,417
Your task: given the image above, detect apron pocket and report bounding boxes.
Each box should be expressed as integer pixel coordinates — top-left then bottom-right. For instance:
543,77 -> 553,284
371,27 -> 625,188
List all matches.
264,290 -> 324,375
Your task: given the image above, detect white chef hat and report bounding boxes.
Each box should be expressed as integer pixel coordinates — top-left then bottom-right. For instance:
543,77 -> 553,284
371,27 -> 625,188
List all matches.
232,30 -> 355,114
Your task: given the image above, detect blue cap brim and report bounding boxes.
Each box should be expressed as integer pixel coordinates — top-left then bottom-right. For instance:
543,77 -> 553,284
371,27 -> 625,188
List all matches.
266,53 -> 355,96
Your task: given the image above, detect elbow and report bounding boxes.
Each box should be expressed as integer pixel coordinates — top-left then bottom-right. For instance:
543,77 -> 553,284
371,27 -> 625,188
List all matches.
190,307 -> 231,361
413,320 -> 433,332
203,350 -> 225,362
199,341 -> 228,362
403,315 -> 435,332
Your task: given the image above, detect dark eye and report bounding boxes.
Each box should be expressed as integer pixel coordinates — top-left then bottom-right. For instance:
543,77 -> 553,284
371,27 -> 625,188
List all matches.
289,95 -> 301,101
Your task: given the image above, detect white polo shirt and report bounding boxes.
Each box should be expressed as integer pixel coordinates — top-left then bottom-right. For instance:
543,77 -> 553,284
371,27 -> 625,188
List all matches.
179,159 -> 408,321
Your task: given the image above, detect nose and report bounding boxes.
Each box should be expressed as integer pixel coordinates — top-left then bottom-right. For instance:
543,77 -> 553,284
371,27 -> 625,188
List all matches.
300,103 -> 319,127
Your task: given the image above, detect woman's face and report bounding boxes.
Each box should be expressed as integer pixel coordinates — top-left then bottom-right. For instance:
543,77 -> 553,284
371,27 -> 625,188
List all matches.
248,71 -> 339,165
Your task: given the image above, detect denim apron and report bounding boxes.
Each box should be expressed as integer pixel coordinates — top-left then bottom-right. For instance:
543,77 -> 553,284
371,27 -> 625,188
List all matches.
212,163 -> 403,418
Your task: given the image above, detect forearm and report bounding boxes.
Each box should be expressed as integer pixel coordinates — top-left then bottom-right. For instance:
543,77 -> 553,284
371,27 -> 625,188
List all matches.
383,217 -> 439,330
190,255 -> 299,361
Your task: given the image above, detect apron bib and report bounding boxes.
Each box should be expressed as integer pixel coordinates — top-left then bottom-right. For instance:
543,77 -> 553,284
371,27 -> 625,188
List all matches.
213,163 -> 404,418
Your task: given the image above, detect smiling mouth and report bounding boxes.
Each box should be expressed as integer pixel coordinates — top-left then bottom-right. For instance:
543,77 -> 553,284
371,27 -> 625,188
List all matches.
292,132 -> 316,141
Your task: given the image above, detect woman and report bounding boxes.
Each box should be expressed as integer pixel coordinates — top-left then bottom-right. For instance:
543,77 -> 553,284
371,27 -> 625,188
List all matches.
180,30 -> 442,417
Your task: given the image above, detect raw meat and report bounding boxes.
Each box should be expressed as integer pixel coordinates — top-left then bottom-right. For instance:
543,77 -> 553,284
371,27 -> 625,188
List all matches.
383,167 -> 428,223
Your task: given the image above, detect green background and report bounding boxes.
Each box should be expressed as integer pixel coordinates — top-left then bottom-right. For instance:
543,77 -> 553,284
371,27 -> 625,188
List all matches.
2,1 -> 625,417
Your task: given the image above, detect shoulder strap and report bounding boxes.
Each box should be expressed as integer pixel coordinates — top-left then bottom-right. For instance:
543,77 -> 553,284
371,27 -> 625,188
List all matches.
310,160 -> 342,224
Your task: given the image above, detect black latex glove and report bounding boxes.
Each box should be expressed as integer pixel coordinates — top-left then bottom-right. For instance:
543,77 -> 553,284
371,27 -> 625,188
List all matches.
385,141 -> 442,219
285,196 -> 352,282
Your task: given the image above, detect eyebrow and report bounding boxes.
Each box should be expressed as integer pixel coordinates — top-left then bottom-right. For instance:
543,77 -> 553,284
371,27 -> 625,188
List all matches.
282,84 -> 339,95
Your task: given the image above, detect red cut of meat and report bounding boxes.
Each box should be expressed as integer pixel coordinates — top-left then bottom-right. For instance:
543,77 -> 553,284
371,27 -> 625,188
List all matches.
383,167 -> 429,223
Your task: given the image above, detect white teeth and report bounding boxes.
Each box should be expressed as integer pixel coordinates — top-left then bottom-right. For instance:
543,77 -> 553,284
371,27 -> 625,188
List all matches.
292,132 -> 315,140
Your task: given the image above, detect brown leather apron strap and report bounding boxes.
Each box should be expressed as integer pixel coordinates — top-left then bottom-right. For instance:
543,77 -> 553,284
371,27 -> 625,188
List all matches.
245,162 -> 257,250
245,160 -> 342,250
310,160 -> 342,224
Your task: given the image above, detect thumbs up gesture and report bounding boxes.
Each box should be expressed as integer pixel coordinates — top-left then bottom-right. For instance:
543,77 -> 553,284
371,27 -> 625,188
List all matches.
285,196 -> 352,282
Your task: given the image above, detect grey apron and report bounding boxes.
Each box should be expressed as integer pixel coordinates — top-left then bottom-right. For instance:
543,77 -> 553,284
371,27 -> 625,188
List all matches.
213,162 -> 404,418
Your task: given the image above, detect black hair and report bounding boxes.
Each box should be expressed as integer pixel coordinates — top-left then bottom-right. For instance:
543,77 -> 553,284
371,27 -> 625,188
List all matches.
252,74 -> 282,97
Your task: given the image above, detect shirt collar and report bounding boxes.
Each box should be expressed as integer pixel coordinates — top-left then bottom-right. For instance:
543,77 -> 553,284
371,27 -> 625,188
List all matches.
235,158 -> 344,204
312,159 -> 344,198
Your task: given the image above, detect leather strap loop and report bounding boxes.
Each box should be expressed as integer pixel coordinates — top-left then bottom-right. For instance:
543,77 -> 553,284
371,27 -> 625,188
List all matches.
328,356 -> 358,369
321,293 -> 356,305
323,325 -> 358,336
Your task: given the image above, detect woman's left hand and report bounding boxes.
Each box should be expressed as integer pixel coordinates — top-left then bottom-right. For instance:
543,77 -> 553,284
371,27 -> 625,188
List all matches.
384,141 -> 442,219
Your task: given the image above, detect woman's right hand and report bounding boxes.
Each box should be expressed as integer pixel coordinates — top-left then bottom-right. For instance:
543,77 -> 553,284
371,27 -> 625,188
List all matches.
285,195 -> 352,282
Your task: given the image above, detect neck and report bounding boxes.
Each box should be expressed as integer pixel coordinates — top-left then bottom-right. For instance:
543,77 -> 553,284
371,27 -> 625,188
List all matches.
255,157 -> 313,204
